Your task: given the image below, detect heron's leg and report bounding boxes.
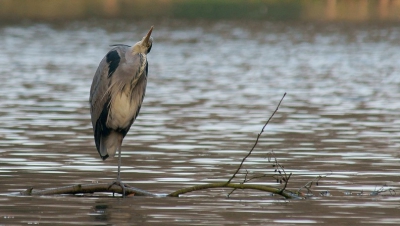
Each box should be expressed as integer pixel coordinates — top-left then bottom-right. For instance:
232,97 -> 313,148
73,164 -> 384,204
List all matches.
116,147 -> 126,196
117,147 -> 122,181
108,147 -> 126,197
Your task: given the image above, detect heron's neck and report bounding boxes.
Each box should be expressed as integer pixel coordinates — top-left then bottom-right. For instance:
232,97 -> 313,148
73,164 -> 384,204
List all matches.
131,42 -> 147,55
137,53 -> 147,77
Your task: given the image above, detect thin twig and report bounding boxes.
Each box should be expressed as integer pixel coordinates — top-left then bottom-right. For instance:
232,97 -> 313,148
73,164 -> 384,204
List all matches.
268,151 -> 292,193
279,173 -> 292,193
297,172 -> 332,196
227,169 -> 251,197
226,93 -> 286,184
370,184 -> 396,196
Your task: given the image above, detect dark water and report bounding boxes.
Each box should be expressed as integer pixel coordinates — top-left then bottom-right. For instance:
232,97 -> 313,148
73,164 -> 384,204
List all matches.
0,20 -> 400,225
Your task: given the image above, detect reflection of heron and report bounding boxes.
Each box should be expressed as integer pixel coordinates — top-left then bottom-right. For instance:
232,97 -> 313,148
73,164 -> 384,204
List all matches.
89,26 -> 153,195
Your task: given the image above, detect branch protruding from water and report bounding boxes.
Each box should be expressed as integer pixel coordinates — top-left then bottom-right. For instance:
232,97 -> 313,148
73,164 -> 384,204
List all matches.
167,182 -> 294,199
226,93 -> 286,185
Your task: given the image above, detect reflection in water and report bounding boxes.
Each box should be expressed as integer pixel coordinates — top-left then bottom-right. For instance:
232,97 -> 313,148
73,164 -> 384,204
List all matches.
0,20 -> 399,225
93,204 -> 110,222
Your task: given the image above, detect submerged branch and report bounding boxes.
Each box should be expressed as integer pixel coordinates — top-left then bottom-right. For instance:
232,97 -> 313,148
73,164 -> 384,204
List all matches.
20,182 -> 296,199
167,182 -> 295,199
20,183 -> 156,196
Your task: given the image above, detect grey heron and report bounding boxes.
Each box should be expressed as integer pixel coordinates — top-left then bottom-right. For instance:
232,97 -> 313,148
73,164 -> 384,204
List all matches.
89,26 -> 153,195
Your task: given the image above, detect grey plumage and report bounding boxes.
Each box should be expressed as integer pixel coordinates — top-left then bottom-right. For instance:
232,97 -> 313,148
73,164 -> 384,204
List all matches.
89,26 -> 153,169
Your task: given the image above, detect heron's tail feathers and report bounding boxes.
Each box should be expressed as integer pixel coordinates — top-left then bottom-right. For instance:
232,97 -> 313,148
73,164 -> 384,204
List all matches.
99,131 -> 123,160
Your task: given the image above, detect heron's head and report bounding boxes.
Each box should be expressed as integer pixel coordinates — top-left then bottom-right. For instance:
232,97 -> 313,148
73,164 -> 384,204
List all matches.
132,26 -> 153,55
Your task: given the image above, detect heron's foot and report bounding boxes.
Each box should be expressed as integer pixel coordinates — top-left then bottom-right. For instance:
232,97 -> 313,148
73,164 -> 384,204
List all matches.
108,180 -> 127,197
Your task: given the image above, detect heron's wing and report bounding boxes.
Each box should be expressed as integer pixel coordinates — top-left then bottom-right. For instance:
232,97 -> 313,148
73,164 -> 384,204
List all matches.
89,49 -> 122,126
89,47 -> 126,155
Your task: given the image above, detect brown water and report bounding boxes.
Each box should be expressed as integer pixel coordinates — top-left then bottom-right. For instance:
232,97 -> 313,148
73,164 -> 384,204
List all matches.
0,20 -> 400,225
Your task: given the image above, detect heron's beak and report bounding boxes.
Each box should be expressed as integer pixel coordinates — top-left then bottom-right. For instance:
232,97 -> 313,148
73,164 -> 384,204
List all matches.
143,26 -> 153,45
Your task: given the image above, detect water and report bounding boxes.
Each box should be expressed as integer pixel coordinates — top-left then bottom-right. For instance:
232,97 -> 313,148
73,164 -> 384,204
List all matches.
0,20 -> 400,225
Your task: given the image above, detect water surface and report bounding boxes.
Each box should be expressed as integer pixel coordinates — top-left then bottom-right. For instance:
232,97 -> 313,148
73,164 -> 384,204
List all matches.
0,20 -> 399,225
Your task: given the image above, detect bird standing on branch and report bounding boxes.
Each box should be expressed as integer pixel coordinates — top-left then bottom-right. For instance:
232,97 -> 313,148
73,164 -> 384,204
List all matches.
89,26 -> 154,196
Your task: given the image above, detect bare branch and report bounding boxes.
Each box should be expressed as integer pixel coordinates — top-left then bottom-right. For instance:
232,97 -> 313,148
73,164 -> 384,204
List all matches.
370,184 -> 397,196
268,151 -> 291,193
279,173 -> 292,193
227,169 -> 250,197
20,183 -> 156,196
297,172 -> 332,196
226,93 -> 286,184
167,182 -> 294,199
